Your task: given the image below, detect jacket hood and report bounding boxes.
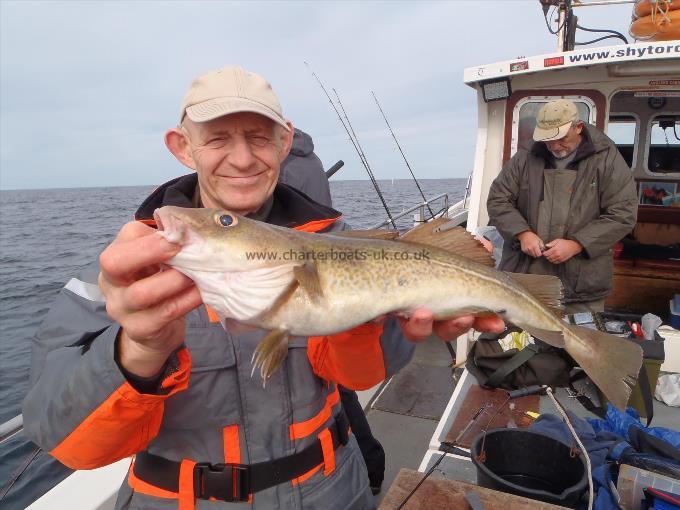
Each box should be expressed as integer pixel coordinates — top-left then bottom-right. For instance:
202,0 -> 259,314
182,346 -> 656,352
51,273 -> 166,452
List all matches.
530,123 -> 613,168
289,128 -> 314,157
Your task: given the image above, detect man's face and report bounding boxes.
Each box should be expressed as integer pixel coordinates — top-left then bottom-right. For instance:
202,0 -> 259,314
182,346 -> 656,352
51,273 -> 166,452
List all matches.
171,112 -> 293,214
544,122 -> 583,159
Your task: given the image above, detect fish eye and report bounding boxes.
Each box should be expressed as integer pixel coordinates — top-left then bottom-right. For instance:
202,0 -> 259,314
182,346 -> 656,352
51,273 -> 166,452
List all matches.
218,214 -> 234,227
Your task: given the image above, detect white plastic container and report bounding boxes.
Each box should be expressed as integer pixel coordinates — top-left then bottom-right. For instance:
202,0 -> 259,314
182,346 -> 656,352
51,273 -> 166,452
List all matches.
617,464 -> 680,510
659,325 -> 680,373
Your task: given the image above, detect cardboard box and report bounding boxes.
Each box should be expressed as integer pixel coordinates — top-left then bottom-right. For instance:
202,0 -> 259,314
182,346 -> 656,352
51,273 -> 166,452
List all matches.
633,222 -> 680,246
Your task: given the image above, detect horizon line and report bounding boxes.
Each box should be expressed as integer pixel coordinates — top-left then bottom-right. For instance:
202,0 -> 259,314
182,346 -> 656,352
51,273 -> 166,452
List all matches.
0,176 -> 468,193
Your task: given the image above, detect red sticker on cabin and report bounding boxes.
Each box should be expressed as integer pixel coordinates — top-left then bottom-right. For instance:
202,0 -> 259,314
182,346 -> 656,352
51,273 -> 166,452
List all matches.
510,61 -> 529,72
544,56 -> 564,68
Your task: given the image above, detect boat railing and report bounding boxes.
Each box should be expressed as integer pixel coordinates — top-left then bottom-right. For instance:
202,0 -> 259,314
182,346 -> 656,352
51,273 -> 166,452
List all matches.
462,172 -> 472,209
369,192 -> 450,229
1,414 -> 23,445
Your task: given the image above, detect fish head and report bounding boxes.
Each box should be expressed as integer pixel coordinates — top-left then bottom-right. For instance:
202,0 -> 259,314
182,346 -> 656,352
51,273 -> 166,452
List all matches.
153,206 -> 278,272
154,206 -> 301,323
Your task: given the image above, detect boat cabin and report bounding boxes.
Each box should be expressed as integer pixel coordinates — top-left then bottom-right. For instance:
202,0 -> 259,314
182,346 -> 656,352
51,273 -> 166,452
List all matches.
463,40 -> 680,320
377,39 -> 680,510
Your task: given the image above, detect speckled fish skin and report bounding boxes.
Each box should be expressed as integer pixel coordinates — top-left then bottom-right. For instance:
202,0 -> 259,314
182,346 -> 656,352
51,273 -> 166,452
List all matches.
154,206 -> 643,410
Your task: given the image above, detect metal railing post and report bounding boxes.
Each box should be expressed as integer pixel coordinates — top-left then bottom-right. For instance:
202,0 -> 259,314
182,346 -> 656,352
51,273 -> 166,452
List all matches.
369,193 -> 451,229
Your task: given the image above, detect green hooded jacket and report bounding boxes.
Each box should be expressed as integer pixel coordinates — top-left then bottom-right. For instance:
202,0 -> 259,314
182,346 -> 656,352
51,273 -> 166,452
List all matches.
487,123 -> 638,303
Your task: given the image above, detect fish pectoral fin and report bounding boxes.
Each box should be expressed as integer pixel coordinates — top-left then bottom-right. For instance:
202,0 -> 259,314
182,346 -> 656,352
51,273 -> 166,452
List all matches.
514,323 -> 565,348
398,219 -> 495,267
293,261 -> 324,302
251,329 -> 291,383
505,272 -> 564,316
566,325 -> 642,411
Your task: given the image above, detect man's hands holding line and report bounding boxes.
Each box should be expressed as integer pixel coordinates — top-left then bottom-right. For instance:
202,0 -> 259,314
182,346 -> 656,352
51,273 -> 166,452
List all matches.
517,230 -> 545,258
543,238 -> 583,264
517,230 -> 582,264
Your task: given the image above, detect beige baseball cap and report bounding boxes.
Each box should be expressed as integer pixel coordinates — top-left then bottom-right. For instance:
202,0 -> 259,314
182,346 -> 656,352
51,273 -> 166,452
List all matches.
180,66 -> 289,130
533,99 -> 579,142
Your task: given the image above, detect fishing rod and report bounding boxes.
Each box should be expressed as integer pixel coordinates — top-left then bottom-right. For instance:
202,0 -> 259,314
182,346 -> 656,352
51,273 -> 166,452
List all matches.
332,89 -> 456,362
332,88 -> 372,173
304,61 -> 397,228
332,88 -> 398,229
371,91 -> 436,220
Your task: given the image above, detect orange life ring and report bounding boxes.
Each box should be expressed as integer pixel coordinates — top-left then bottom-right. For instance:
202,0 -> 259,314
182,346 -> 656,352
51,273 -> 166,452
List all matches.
630,8 -> 680,40
634,0 -> 680,19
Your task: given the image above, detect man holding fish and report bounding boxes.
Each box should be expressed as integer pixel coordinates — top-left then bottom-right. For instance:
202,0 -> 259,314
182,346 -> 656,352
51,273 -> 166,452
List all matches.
22,66 -> 504,509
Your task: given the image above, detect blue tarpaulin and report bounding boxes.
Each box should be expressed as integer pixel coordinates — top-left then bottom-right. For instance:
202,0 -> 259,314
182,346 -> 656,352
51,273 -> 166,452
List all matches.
530,404 -> 680,510
587,405 -> 680,450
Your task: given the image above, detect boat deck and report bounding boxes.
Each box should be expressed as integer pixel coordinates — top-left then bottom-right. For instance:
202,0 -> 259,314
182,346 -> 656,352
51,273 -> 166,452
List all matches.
364,335 -> 458,506
367,335 -> 680,508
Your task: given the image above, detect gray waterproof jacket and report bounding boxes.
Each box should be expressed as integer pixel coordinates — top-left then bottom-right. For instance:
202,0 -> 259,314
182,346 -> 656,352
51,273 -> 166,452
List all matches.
487,124 -> 637,303
22,175 -> 414,509
280,129 -> 333,208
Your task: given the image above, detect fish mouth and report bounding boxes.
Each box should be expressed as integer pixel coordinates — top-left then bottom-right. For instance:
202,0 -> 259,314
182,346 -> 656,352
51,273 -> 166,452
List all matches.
154,207 -> 208,247
154,207 -> 215,271
154,208 -> 188,245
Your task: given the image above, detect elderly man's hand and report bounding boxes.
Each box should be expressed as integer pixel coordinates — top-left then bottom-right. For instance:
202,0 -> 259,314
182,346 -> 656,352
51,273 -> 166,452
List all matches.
517,230 -> 545,258
98,221 -> 203,377
398,309 -> 505,343
543,238 -> 583,264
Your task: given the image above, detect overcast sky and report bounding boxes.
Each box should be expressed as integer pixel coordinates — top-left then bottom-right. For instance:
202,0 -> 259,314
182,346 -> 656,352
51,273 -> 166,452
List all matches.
0,0 -> 633,190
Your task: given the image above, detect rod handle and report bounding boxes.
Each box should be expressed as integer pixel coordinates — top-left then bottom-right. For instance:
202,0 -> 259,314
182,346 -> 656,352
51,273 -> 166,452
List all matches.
325,160 -> 344,179
508,385 -> 546,399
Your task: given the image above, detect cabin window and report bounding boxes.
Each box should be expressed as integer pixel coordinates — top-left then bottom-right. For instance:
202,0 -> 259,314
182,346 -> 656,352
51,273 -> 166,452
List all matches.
647,115 -> 680,175
512,97 -> 595,155
609,90 -> 680,178
608,115 -> 637,168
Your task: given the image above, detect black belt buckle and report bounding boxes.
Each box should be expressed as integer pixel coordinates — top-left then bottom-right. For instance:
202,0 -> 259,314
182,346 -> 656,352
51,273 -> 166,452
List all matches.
194,462 -> 250,502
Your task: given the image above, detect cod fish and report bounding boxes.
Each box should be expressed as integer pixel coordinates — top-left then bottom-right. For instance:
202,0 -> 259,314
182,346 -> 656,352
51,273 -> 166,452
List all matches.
154,206 -> 643,410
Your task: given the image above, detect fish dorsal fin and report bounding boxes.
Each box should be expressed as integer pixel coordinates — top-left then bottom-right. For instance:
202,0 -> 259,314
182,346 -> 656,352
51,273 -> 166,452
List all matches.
398,217 -> 449,241
505,272 -> 564,316
330,229 -> 400,240
398,218 -> 495,267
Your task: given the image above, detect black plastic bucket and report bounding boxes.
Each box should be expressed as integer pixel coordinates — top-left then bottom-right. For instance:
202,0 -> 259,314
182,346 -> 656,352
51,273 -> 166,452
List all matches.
471,429 -> 588,508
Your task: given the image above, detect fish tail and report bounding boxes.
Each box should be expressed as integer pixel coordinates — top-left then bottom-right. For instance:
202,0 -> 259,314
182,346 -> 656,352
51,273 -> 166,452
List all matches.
251,329 -> 290,383
566,324 -> 643,411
